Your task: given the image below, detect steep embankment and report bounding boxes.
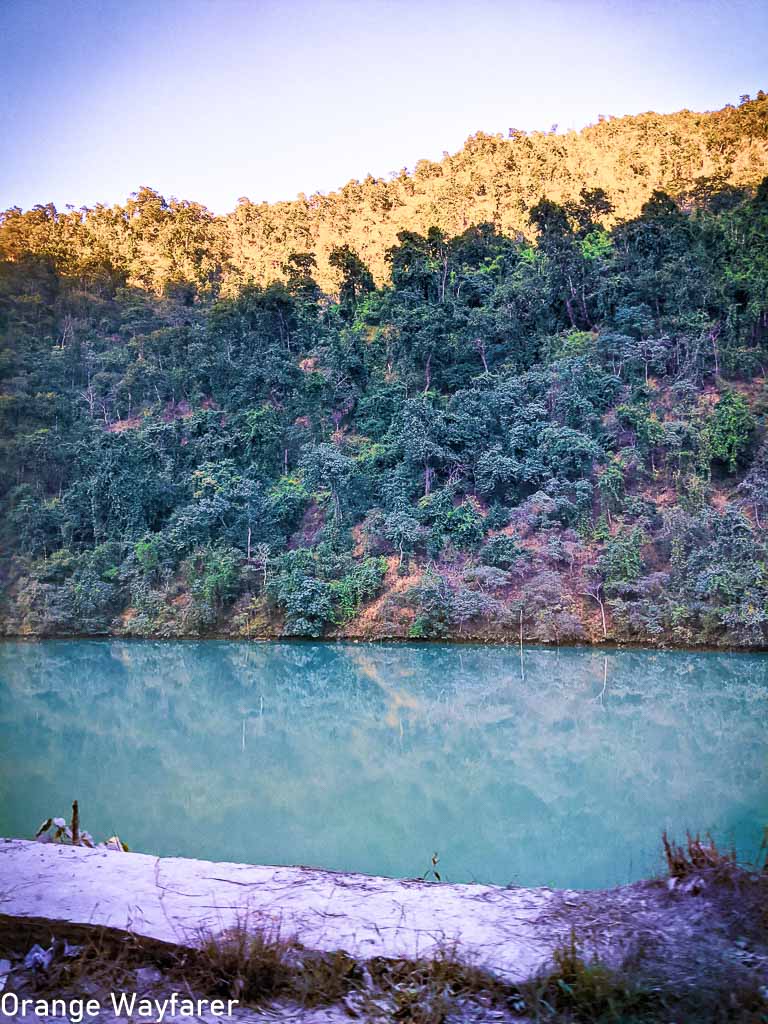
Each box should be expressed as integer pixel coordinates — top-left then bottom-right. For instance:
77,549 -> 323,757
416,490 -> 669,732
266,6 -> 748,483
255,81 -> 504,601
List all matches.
2,95 -> 768,649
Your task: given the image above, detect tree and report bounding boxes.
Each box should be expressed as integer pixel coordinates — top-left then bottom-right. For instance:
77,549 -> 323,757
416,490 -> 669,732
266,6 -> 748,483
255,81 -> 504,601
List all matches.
299,442 -> 359,528
328,245 -> 374,318
382,510 -> 423,566
703,389 -> 756,473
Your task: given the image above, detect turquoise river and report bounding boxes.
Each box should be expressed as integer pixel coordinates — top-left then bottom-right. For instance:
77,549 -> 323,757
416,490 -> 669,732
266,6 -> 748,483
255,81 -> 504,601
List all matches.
0,639 -> 766,888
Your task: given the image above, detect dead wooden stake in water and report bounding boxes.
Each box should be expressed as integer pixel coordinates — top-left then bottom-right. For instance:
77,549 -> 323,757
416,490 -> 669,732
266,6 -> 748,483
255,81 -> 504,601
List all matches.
71,800 -> 80,846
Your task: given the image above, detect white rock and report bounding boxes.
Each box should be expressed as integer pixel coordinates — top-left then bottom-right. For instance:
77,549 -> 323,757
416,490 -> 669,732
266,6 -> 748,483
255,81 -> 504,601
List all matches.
0,838 -> 560,980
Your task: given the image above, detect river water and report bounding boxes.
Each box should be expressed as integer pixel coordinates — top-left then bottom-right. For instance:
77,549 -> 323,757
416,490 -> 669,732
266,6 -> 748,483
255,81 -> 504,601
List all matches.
0,639 -> 765,888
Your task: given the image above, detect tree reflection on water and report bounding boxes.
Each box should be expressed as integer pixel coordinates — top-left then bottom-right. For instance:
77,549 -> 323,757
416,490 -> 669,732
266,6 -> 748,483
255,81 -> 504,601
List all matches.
0,639 -> 765,889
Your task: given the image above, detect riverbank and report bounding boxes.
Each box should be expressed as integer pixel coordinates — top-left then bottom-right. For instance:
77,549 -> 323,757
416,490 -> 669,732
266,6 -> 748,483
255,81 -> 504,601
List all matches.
4,529 -> 768,652
2,626 -> 767,654
1,839 -> 766,1022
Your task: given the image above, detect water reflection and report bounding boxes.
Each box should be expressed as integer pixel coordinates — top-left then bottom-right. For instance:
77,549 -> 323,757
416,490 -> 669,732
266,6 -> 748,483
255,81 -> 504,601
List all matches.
0,639 -> 766,888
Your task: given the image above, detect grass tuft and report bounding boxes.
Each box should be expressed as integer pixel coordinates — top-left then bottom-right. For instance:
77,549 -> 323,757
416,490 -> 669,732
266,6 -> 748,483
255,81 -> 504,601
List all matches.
184,920 -> 293,1002
173,917 -> 362,1007
520,931 -> 658,1023
662,830 -> 737,880
4,928 -> 162,993
365,949 -> 514,1022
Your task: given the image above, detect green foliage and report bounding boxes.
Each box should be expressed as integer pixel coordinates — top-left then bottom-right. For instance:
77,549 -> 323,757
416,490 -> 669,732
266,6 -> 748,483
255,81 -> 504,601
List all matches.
550,330 -> 597,360
597,457 -> 625,514
599,527 -> 647,590
479,535 -> 523,569
381,509 -> 423,564
441,498 -> 485,551
3,102 -> 768,647
267,548 -> 386,636
268,475 -> 308,516
404,565 -> 508,638
703,389 -> 756,472
523,932 -> 657,1023
329,557 -> 388,623
184,546 -> 242,626
406,569 -> 454,639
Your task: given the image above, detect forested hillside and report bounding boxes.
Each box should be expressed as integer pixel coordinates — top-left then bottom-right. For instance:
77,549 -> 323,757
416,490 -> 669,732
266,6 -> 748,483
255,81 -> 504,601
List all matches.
2,95 -> 768,646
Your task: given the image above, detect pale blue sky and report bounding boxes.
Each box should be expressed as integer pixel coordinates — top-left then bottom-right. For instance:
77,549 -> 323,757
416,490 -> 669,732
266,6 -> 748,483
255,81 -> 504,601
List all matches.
2,0 -> 766,214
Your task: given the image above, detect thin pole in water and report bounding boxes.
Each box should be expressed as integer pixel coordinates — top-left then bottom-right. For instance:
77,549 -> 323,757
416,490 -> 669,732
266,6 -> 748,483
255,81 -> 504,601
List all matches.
519,609 -> 525,681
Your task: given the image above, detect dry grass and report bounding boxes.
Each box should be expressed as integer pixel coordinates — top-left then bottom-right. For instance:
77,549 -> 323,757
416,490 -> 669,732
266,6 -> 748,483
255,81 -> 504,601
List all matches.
363,949 -> 515,1022
179,920 -> 294,1002
175,924 -> 516,1018
662,829 -> 768,944
168,917 -> 362,1008
8,827 -> 768,1020
2,927 -> 165,993
662,830 -> 738,880
519,930 -> 768,1024
8,915 -> 767,1023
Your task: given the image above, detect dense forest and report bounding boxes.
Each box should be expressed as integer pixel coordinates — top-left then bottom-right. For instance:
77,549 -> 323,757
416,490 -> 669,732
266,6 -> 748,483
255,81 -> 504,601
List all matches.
2,94 -> 768,647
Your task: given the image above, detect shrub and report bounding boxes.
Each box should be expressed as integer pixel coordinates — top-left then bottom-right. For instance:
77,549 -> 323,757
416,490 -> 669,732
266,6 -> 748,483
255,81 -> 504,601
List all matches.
268,568 -> 334,637
268,549 -> 387,635
703,389 -> 756,473
329,556 -> 388,623
184,545 -> 242,626
449,586 -> 507,632
479,534 -> 523,569
462,565 -> 511,590
443,499 -> 485,550
662,830 -> 737,881
599,527 -> 647,592
405,570 -> 454,638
